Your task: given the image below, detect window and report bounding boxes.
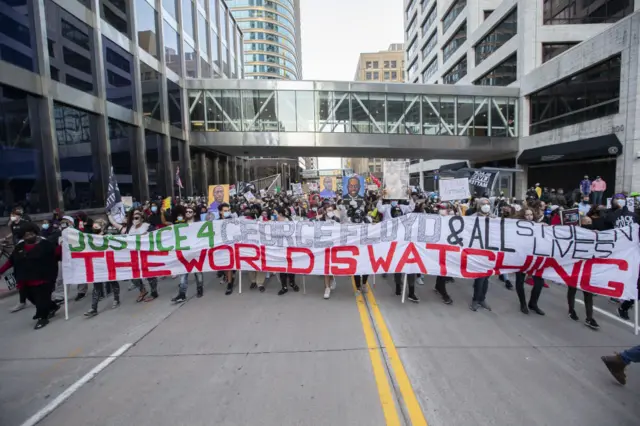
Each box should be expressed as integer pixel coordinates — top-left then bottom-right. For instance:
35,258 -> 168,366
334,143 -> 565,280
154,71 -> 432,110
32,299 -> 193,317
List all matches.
542,42 -> 579,63
182,0 -> 194,37
101,0 -> 128,35
103,36 -> 134,109
365,71 -> 372,80
197,12 -> 208,54
529,55 -> 621,135
135,0 -> 159,58
54,103 -> 101,209
474,54 -> 516,86
543,0 -> 632,25
373,71 -> 379,79
166,79 -> 182,128
219,1 -> 227,41
442,22 -> 466,63
421,31 -> 437,60
391,71 -> 398,80
384,60 -> 389,68
0,0 -> 37,72
421,4 -> 436,36
475,9 -> 517,65
384,71 -> 390,80
163,20 -> 181,75
63,47 -> 92,75
109,119 -> 136,196
405,0 -> 415,19
406,14 -> 417,37
140,61 -> 162,120
0,84 -> 49,216
61,19 -> 90,50
373,61 -> 379,68
391,60 -> 397,68
162,0 -> 178,19
407,37 -> 417,58
422,58 -> 438,82
366,61 -> 372,69
484,10 -> 494,20
442,0 -> 466,33
442,56 -> 467,84
407,59 -> 418,81
184,40 -> 196,77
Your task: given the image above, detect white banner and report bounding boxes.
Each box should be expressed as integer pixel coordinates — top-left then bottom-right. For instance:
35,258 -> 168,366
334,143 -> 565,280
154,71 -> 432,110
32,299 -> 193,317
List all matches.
61,216 -> 640,300
383,161 -> 409,200
439,178 -> 471,201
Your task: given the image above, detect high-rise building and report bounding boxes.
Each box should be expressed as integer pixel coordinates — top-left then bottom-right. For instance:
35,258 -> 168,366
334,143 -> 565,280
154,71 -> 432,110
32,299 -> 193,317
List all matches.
353,43 -> 405,82
227,0 -> 302,80
0,0 -> 247,217
404,0 -> 640,196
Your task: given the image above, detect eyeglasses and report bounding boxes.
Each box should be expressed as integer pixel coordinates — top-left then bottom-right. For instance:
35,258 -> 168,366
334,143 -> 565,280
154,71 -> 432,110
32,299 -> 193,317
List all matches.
133,216 -> 142,220
186,210 -> 194,214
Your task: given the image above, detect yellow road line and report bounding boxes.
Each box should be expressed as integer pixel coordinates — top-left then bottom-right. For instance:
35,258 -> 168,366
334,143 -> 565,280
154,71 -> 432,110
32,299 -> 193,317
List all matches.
352,279 -> 401,426
366,286 -> 428,426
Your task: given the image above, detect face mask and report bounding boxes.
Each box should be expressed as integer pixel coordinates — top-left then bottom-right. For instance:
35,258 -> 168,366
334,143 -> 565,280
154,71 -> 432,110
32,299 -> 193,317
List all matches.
439,209 -> 448,216
60,223 -> 68,229
312,207 -> 317,212
151,206 -> 158,213
271,214 -> 278,220
480,205 -> 491,214
327,211 -> 334,218
223,211 -> 231,218
200,213 -> 207,221
544,209 -> 551,216
391,201 -> 398,207
582,200 -> 589,204
617,200 -> 626,208
10,216 -> 18,222
42,223 -> 50,230
176,216 -> 184,222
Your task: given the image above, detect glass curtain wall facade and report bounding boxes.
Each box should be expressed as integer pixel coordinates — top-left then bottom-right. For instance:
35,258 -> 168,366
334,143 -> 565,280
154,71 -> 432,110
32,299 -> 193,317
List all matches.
226,0 -> 302,80
0,0 -> 244,217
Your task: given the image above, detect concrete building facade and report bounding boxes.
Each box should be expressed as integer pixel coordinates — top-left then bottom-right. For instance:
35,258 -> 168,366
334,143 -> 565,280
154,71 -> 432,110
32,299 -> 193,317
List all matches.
353,43 -> 405,82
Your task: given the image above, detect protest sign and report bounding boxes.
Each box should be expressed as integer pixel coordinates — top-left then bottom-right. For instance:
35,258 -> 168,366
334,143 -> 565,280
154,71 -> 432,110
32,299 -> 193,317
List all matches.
208,185 -> 229,212
286,190 -> 292,196
383,161 -> 409,200
439,178 -> 471,201
229,185 -> 237,197
308,182 -> 319,192
245,192 -> 256,202
319,176 -> 337,198
560,208 -> 580,226
260,189 -> 267,198
468,170 -> 498,197
62,216 -> 640,301
121,196 -> 133,210
292,183 -> 303,195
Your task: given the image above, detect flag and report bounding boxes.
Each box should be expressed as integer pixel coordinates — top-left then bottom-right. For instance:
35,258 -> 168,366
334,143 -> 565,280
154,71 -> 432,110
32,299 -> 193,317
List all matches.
106,167 -> 125,222
371,174 -> 381,187
175,166 -> 184,189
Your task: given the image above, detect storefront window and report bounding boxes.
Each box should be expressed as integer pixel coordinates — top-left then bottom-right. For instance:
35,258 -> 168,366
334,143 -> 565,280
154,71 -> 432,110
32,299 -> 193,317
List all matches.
108,119 -> 136,197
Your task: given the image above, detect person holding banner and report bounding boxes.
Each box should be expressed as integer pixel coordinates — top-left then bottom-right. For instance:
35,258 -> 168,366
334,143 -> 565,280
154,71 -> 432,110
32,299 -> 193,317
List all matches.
469,198 -> 493,312
108,209 -> 159,302
389,205 -> 419,303
171,206 -> 205,303
275,207 -> 300,296
0,222 -> 61,329
84,219 -> 121,317
217,203 -> 237,296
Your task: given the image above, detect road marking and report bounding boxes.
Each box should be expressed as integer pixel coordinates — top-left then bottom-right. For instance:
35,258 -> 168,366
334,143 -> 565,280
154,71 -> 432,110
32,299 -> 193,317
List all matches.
352,279 -> 401,426
20,343 -> 133,426
575,298 -> 635,328
365,287 -> 428,426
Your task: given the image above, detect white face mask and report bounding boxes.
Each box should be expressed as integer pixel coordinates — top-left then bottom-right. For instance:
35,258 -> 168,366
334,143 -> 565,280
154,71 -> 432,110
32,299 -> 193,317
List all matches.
327,211 -> 335,218
480,204 -> 491,214
176,216 -> 184,222
10,216 -> 18,222
617,200 -> 626,208
438,209 -> 448,216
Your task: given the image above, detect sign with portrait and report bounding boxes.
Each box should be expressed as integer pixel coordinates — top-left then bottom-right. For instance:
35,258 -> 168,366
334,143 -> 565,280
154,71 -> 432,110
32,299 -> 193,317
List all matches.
383,161 -> 409,200
207,184 -> 229,212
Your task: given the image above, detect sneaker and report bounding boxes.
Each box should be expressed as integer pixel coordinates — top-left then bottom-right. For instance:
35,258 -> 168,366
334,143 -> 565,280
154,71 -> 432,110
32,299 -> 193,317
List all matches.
259,285 -> 266,293
520,305 -> 530,315
196,287 -> 203,298
83,309 -> 98,318
442,295 -> 453,305
568,309 -> 579,321
528,304 -> 545,316
609,297 -> 620,304
585,318 -> 600,330
171,293 -> 186,303
324,287 -> 331,299
330,277 -> 337,290
250,283 -> 257,290
478,301 -> 492,311
617,307 -> 630,321
112,300 -> 120,309
278,287 -> 288,296
416,276 -> 425,286
10,302 -> 27,313
74,292 -> 86,302
601,354 -> 627,385
505,280 -> 513,290
407,294 -> 420,303
225,283 -> 233,296
34,318 -> 49,330
469,301 -> 479,311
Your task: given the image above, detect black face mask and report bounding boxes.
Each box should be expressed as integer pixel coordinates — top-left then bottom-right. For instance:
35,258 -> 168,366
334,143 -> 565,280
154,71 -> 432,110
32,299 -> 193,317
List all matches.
24,236 -> 37,244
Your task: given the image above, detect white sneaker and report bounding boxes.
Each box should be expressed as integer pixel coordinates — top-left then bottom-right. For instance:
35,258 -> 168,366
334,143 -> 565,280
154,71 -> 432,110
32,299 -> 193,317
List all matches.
324,287 -> 331,299
330,277 -> 337,290
10,302 -> 26,313
361,284 -> 368,294
417,276 -> 425,286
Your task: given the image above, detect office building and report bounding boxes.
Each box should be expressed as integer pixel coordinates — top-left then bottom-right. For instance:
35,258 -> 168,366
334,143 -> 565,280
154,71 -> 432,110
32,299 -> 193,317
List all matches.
0,0 -> 245,217
226,0 -> 302,80
405,0 -> 639,196
353,43 -> 405,82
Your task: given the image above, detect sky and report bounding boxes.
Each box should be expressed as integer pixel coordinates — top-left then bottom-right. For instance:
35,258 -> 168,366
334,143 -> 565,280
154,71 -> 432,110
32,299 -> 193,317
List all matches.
298,0 -> 405,169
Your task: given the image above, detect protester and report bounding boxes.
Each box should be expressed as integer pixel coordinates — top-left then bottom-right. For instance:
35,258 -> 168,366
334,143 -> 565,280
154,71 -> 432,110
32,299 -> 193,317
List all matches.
84,219 -> 120,317
601,345 -> 639,385
469,198 -> 493,312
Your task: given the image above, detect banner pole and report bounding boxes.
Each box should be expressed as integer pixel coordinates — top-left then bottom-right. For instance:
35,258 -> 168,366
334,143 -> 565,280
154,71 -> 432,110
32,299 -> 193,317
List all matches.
634,299 -> 638,336
63,283 -> 69,320
238,271 -> 242,294
401,274 -> 407,304
373,274 -> 376,288
303,275 -> 306,294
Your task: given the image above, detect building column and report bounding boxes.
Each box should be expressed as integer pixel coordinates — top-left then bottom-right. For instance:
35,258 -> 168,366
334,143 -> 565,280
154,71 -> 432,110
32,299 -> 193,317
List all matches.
222,157 -> 230,183
244,159 -> 250,181
514,166 -> 528,199
181,143 -> 193,196
162,134 -> 174,197
197,152 -> 207,197
419,160 -> 424,189
229,157 -> 237,184
212,156 -> 220,184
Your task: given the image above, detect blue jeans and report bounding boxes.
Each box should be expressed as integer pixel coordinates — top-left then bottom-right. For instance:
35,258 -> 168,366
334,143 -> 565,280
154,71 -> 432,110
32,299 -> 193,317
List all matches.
472,277 -> 489,302
179,273 -> 203,294
620,345 -> 640,364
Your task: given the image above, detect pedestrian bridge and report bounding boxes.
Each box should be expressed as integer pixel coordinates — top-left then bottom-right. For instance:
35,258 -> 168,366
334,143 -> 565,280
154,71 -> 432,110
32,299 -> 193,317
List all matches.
185,79 -> 519,160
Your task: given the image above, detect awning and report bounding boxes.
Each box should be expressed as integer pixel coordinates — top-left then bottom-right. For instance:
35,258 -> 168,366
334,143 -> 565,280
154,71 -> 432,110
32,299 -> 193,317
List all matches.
517,134 -> 622,165
438,161 -> 469,172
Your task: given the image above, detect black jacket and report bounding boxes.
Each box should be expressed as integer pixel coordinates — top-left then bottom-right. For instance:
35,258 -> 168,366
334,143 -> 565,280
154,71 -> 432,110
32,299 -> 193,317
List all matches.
10,238 -> 58,283
592,206 -> 639,231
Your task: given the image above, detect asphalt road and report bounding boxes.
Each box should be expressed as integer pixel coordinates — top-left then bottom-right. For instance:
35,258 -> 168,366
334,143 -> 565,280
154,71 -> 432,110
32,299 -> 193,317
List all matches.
0,274 -> 638,426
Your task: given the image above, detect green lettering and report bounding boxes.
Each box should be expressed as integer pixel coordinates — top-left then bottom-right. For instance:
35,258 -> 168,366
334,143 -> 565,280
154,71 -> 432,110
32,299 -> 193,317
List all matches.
196,221 -> 215,248
87,234 -> 109,251
148,231 -> 155,251
174,223 -> 191,251
68,231 -> 85,252
135,234 -> 141,251
155,227 -> 174,251
108,235 -> 128,250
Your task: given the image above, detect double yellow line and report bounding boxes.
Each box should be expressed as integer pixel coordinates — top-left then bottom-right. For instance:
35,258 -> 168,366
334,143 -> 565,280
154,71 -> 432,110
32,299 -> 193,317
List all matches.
352,278 -> 428,426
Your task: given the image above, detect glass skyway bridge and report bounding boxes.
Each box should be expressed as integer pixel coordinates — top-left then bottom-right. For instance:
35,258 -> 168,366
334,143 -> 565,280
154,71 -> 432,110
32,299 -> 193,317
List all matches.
185,80 -> 519,160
